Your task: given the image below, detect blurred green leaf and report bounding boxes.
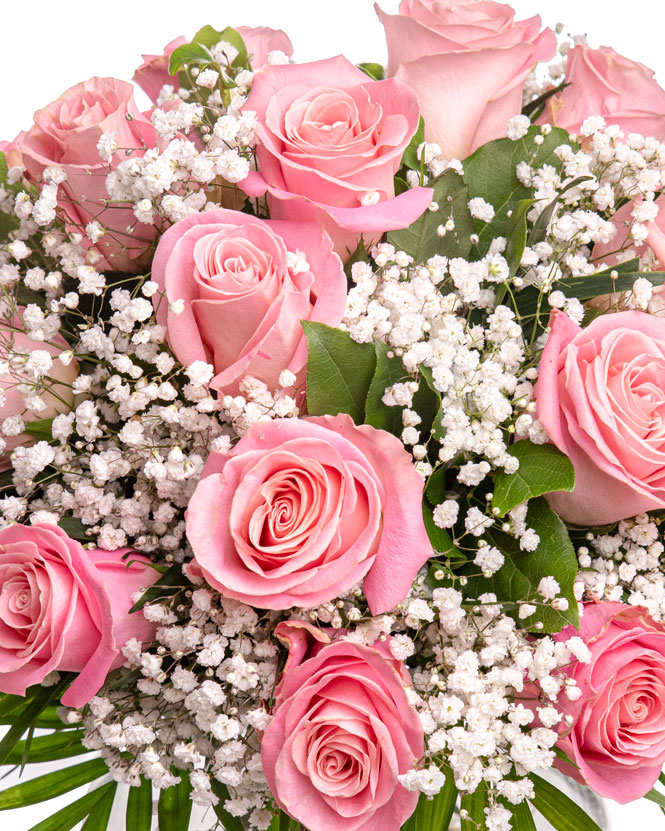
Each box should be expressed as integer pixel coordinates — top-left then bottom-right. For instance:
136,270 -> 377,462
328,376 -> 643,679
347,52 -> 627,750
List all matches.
126,776 -> 153,831
158,774 -> 192,831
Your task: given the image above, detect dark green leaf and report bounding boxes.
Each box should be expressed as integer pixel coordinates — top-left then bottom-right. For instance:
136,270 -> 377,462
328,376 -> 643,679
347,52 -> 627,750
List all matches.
357,62 -> 384,81
0,757 -> 108,809
158,774 -> 193,831
460,781 -> 488,831
168,43 -> 212,74
57,516 -> 90,542
530,774 -> 602,831
0,693 -> 29,720
417,366 -> 444,441
0,211 -> 20,240
23,418 -> 54,441
4,731 -> 88,764
512,800 -> 537,831
27,783 -> 115,831
492,442 -> 575,517
465,497 -> 579,632
129,562 -> 189,613
528,176 -> 594,248
423,502 -> 464,559
303,321 -> 376,424
401,117 -> 426,171
401,767 -> 457,830
504,199 -> 537,280
211,779 -> 245,831
0,677 -> 70,766
522,81 -> 569,119
388,169 -> 474,261
81,782 -> 117,831
364,340 -> 410,435
463,126 -> 571,256
343,237 -> 369,280
126,777 -> 153,831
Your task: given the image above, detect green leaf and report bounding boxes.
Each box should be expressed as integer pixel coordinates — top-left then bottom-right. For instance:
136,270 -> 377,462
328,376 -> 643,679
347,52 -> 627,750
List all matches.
303,321 -> 377,424
0,757 -> 108,809
0,693 -> 29,720
129,561 -> 188,613
343,237 -> 369,279
0,677 -> 70,766
644,787 -> 665,810
27,783 -> 115,831
460,781 -> 488,831
388,168 -> 474,261
81,782 -> 117,831
0,153 -> 8,185
530,774 -> 602,831
126,777 -> 153,831
463,126 -> 571,256
522,81 -> 569,119
492,442 -> 575,517
465,497 -> 579,633
401,767 -> 457,830
358,62 -> 385,81
527,176 -> 594,248
23,418 -> 54,441
512,800 -> 537,831
211,779 -> 245,831
4,730 -> 88,764
57,516 -> 90,542
417,366 -> 444,441
168,42 -> 212,74
504,199 -> 537,279
401,117 -> 426,171
157,774 -> 192,831
364,340 -> 410,435
193,25 -> 248,65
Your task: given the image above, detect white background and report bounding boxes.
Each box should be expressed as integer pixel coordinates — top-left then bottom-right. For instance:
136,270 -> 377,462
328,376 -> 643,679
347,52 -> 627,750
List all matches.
1,0 -> 664,828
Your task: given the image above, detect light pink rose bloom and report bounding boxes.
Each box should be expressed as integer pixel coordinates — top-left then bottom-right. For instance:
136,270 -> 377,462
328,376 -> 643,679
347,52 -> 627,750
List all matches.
262,620 -> 423,831
553,602 -> 665,802
133,27 -> 293,103
541,45 -> 665,140
186,414 -> 433,612
240,55 -> 434,259
151,209 -> 347,393
376,0 -> 555,160
0,139 -> 21,168
536,309 -> 665,525
0,524 -> 157,707
593,197 -> 665,272
13,78 -> 158,272
0,311 -> 77,464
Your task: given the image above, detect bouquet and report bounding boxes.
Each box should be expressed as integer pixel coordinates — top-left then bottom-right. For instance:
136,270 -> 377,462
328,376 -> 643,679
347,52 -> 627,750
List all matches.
2,2 -> 665,830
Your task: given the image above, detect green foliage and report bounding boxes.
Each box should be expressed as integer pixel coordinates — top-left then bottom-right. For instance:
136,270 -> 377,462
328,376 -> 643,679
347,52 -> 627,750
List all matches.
357,62 -> 385,81
401,117 -> 425,171
157,774 -> 193,831
422,468 -> 464,559
460,781 -> 488,831
303,321 -> 377,424
511,800 -> 538,830
0,758 -> 108,810
169,25 -> 248,74
211,780 -> 246,831
388,168 -> 474,261
492,442 -> 575,517
529,774 -> 602,831
27,784 -> 116,831
0,678 -> 70,766
23,418 -> 54,441
129,562 -> 189,613
4,731 -> 87,765
56,516 -> 90,542
464,497 -> 579,633
401,768 -> 457,830
126,777 -> 153,831
364,340 -> 410,435
463,126 -> 572,256
80,783 -> 117,831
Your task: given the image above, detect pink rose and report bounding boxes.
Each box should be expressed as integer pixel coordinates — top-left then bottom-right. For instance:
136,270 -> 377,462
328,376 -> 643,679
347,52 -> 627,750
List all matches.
151,209 -> 347,393
262,620 -> 423,831
186,414 -> 432,612
593,197 -> 665,272
13,78 -> 158,272
0,311 -> 77,463
240,55 -> 434,259
541,45 -> 665,141
553,602 -> 665,802
536,309 -> 665,525
376,0 -> 556,160
0,524 -> 157,707
133,28 -> 293,104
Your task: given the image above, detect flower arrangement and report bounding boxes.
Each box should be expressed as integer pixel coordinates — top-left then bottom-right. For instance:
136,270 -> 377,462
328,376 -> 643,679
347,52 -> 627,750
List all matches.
2,3 -> 665,830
